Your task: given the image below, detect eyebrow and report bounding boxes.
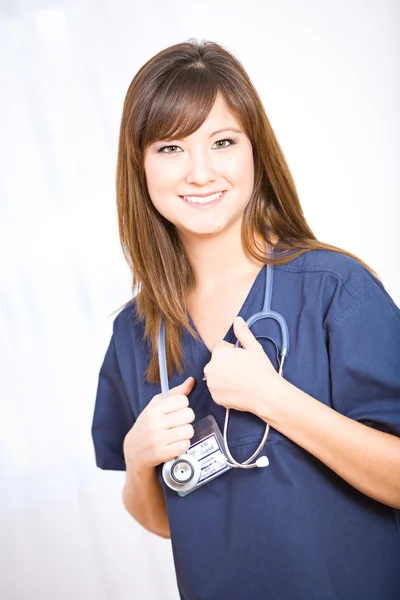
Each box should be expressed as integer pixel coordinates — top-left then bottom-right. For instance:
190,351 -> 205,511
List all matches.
159,127 -> 243,143
208,127 -> 243,137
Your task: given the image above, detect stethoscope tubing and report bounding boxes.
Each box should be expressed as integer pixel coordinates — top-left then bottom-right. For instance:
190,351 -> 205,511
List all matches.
224,304 -> 288,469
157,253 -> 290,474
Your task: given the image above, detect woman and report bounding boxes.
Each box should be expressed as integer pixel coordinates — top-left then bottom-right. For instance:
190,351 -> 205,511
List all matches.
91,40 -> 400,600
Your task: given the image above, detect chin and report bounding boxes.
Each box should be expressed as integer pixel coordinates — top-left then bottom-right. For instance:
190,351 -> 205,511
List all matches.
179,221 -> 226,237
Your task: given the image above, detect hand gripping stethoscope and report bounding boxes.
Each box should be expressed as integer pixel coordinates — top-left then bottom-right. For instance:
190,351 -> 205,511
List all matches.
158,251 -> 289,493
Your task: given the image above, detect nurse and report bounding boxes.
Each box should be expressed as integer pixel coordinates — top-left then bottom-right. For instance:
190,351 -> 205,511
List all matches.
91,40 -> 400,599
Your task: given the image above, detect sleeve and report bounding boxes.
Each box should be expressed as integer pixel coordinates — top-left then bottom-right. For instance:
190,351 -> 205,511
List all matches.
328,286 -> 400,436
91,334 -> 135,470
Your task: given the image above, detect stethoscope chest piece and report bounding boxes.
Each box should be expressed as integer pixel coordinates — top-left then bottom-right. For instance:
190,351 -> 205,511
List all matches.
162,454 -> 202,493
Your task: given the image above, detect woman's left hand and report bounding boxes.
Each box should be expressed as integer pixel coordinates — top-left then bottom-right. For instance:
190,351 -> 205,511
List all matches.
203,316 -> 285,418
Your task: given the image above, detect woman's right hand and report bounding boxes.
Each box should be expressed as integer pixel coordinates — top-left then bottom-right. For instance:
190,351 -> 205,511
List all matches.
123,376 -> 196,471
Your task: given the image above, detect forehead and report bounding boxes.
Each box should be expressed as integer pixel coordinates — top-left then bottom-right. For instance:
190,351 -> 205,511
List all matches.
161,94 -> 241,142
142,88 -> 243,148
184,94 -> 240,137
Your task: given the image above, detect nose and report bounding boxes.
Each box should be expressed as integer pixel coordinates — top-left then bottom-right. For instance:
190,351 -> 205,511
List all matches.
185,149 -> 217,185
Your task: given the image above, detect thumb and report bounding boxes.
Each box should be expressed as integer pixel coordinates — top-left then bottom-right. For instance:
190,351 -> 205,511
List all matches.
169,376 -> 195,395
233,316 -> 262,351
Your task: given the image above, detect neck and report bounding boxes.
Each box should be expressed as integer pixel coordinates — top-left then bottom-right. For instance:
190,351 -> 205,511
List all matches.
179,225 -> 277,293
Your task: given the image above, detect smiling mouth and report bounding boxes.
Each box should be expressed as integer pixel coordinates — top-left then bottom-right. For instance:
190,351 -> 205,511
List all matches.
181,191 -> 226,204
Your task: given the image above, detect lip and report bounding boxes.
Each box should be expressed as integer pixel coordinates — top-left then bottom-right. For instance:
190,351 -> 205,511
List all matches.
180,190 -> 227,209
179,190 -> 226,198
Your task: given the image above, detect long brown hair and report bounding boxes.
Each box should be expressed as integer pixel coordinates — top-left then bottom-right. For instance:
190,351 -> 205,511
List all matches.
116,39 -> 377,383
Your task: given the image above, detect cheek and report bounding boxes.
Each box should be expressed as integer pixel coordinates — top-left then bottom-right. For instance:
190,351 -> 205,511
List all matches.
144,160 -> 178,213
226,147 -> 254,189
144,163 -> 184,224
145,162 -> 171,194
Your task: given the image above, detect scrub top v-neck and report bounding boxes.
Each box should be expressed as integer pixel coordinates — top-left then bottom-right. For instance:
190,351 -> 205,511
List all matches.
186,262 -> 266,356
184,264 -> 266,413
92,248 -> 400,600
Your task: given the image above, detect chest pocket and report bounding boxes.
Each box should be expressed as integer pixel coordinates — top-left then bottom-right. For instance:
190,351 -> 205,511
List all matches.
192,392 -> 288,468
225,410 -> 287,447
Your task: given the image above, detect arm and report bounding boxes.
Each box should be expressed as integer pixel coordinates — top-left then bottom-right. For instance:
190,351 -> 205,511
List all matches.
121,376 -> 196,537
92,328 -> 195,535
123,464 -> 170,538
260,378 -> 400,509
204,310 -> 400,509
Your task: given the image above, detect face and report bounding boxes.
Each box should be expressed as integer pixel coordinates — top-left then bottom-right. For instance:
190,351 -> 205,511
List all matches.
143,93 -> 254,241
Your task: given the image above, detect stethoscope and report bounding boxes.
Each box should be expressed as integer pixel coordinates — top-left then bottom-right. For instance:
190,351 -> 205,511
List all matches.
158,250 -> 289,493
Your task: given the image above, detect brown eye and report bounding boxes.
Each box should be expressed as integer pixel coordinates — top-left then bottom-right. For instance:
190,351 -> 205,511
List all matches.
158,145 -> 182,154
213,137 -> 238,149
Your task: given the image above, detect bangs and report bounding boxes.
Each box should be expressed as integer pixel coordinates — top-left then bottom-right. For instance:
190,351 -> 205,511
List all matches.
141,68 -> 220,147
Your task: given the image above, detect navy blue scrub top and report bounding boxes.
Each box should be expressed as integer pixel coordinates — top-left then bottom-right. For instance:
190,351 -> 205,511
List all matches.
92,248 -> 400,600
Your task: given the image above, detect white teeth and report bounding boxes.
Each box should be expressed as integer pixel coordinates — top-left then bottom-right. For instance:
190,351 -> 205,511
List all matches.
183,191 -> 223,204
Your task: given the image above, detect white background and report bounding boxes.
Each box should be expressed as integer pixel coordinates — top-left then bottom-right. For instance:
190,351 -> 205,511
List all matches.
1,0 -> 398,598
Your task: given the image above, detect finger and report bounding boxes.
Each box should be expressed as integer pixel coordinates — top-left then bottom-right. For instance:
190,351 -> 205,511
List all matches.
162,394 -> 190,414
233,316 -> 262,351
163,439 -> 191,459
164,406 -> 195,429
169,376 -> 195,395
165,423 -> 195,445
212,340 -> 235,353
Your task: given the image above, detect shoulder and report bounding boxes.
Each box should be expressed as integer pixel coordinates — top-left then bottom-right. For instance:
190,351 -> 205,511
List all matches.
276,248 -> 384,299
110,296 -> 148,353
276,248 -> 399,333
112,297 -> 138,333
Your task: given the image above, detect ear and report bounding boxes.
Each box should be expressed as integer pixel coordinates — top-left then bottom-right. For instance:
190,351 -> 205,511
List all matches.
233,317 -> 262,351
